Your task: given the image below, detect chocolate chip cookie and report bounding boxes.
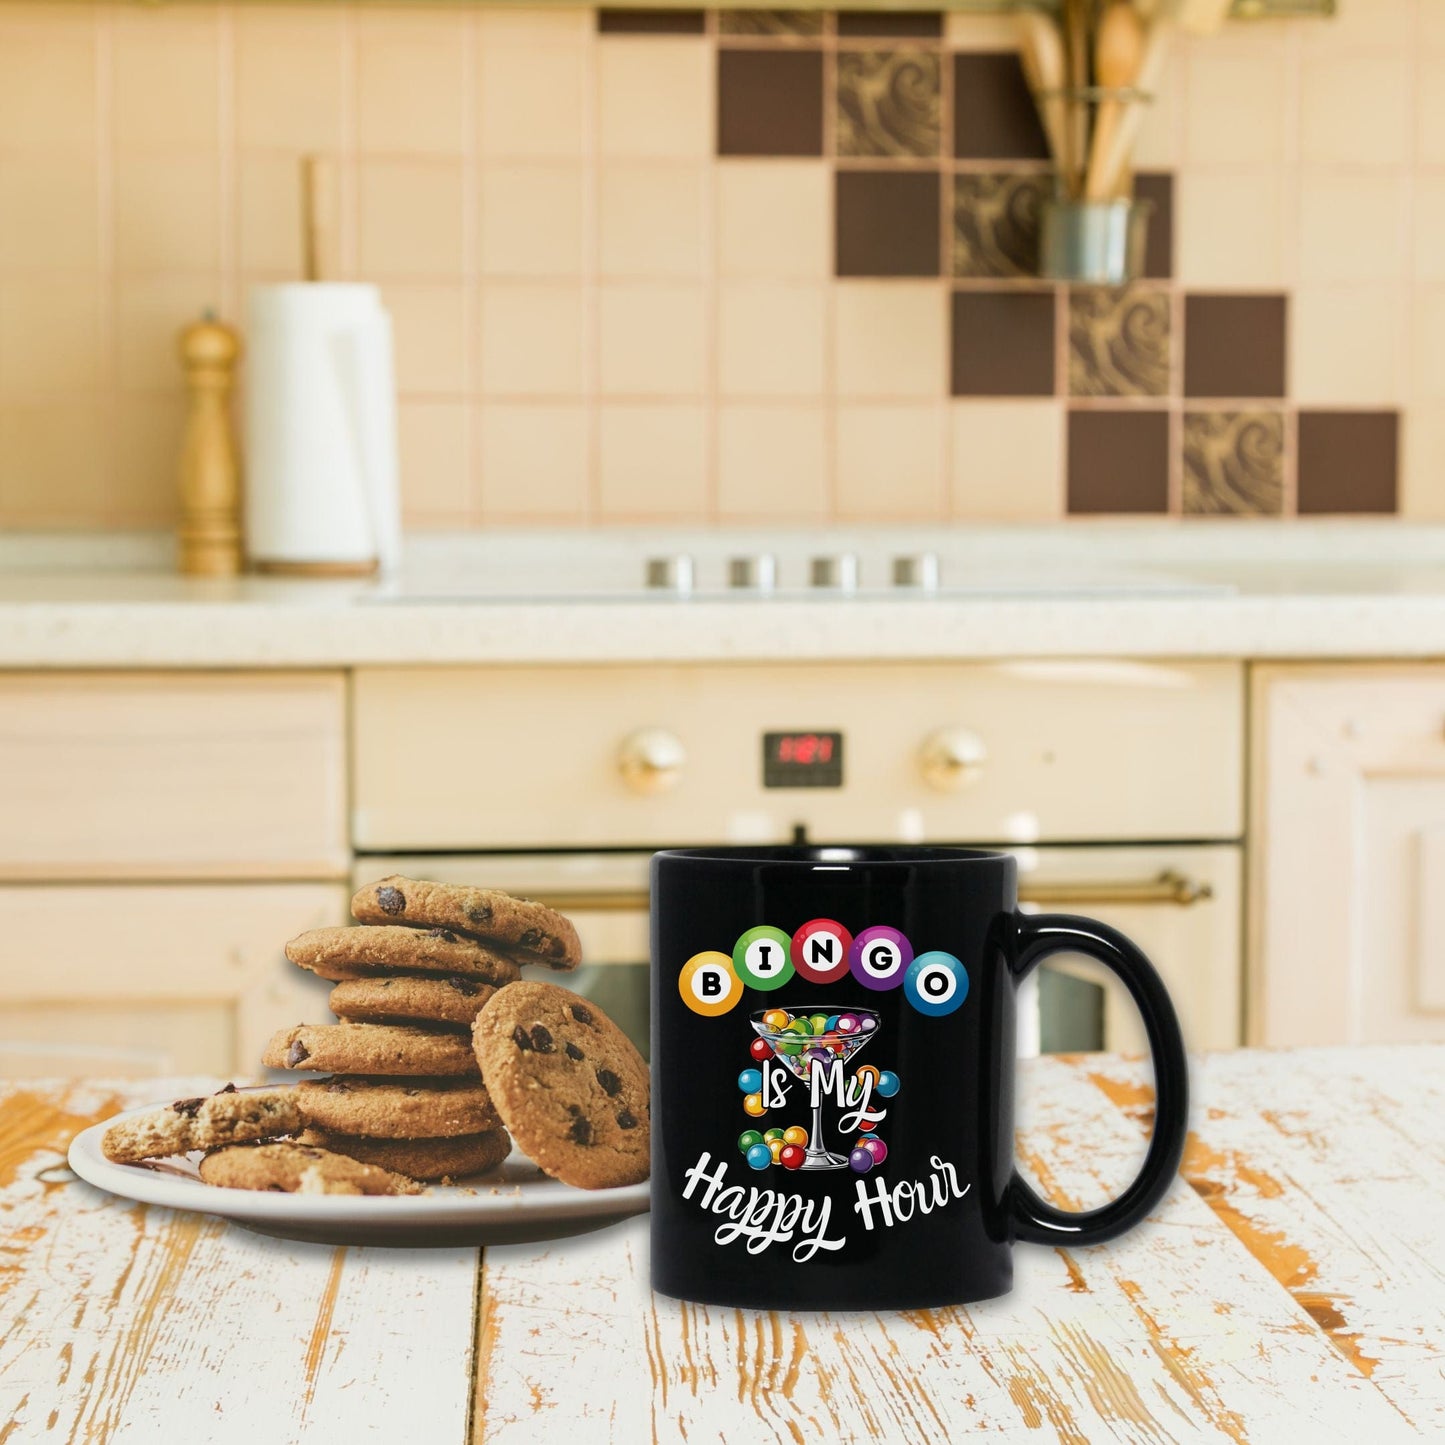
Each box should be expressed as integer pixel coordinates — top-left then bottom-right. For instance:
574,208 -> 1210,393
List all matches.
352,877 -> 581,971
101,1084 -> 301,1164
328,975 -> 498,1030
297,1127 -> 511,1182
263,1022 -> 480,1077
294,1076 -> 500,1138
198,1141 -> 421,1195
286,925 -> 522,985
471,982 -> 649,1190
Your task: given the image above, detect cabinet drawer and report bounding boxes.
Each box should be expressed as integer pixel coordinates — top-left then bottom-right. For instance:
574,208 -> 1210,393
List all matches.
0,673 -> 349,878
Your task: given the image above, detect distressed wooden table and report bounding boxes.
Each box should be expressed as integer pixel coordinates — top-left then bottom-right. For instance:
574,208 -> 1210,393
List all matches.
1,1045 -> 1440,1444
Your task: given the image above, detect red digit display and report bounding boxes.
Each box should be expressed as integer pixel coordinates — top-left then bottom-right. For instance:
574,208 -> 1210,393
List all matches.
762,731 -> 844,788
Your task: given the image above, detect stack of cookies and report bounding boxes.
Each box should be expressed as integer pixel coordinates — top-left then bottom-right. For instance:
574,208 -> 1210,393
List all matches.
259,875 -> 583,1183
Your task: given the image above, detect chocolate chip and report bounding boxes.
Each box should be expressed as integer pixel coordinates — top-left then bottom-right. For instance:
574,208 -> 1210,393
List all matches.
570,1004 -> 593,1025
465,902 -> 493,926
512,1025 -> 533,1051
518,928 -> 545,951
529,1025 -> 555,1053
566,1103 -> 582,1116
568,1116 -> 594,1145
325,1080 -> 351,1093
616,1110 -> 638,1130
245,1110 -> 261,1123
376,885 -> 406,916
565,1042 -> 584,1061
218,1083 -> 237,1095
445,977 -> 481,997
380,979 -> 395,989
596,1068 -> 622,1097
172,1097 -> 204,1117
427,927 -> 458,942
287,1040 -> 310,1066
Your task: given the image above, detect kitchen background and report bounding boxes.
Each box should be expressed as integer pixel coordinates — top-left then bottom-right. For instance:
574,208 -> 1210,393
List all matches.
0,0 -> 1436,531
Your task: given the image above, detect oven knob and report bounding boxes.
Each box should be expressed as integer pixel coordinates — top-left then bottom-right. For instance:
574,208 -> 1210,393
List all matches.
919,728 -> 988,791
618,728 -> 686,794
810,553 -> 859,592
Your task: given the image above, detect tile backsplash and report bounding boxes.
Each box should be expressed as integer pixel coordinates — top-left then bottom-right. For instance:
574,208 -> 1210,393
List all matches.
0,1 -> 1437,530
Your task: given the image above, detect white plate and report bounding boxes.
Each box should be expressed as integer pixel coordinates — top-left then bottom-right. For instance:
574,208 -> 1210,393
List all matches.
68,1100 -> 650,1248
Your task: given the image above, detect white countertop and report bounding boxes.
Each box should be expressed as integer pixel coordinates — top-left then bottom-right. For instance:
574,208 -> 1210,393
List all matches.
6,522 -> 1445,667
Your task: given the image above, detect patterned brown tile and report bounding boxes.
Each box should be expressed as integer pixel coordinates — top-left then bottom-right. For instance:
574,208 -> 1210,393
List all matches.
1134,173 -> 1173,281
950,290 -> 1056,396
598,10 -> 706,34
952,173 -> 1048,279
836,169 -> 941,276
953,53 -> 1050,161
1182,411 -> 1284,515
1183,294 -> 1287,399
836,50 -> 941,159
1297,410 -> 1399,514
837,11 -> 944,38
718,50 -> 824,157
1069,287 -> 1171,398
1067,410 -> 1170,513
718,11 -> 825,37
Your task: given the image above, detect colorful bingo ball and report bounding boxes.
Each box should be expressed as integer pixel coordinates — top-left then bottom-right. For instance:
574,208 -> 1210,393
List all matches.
836,1014 -> 860,1035
904,951 -> 969,1017
733,926 -> 795,992
854,1065 -> 880,1090
876,1070 -> 900,1098
749,1036 -> 773,1061
763,1127 -> 785,1143
808,1013 -> 829,1035
738,1068 -> 763,1094
779,1019 -> 812,1055
791,918 -> 854,985
824,1014 -> 840,1031
859,1136 -> 888,1165
743,1092 -> 765,1117
860,1016 -> 878,1031
849,925 -> 913,991
745,1143 -> 773,1171
738,1129 -> 764,1153
779,1144 -> 806,1170
768,1138 -> 787,1163
679,951 -> 743,1017
848,1147 -> 875,1174
782,1125 -> 808,1147
762,1008 -> 790,1030
857,1117 -> 878,1132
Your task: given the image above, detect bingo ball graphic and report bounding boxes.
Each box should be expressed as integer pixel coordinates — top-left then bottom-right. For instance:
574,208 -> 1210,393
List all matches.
791,918 -> 853,985
849,926 -> 913,992
733,926 -> 796,992
678,951 -> 743,1017
904,951 -> 968,1017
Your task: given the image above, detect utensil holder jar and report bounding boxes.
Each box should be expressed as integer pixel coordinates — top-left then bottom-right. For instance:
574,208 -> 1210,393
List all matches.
1040,196 -> 1153,286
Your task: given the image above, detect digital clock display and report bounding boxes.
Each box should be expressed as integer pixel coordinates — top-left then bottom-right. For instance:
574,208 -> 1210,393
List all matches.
762,731 -> 844,789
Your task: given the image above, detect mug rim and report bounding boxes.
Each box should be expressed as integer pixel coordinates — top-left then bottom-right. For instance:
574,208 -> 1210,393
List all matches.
653,845 -> 1010,868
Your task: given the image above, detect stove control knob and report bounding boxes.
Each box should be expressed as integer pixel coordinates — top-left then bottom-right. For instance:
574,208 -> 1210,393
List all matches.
919,727 -> 987,792
728,554 -> 777,592
893,552 -> 940,591
810,553 -> 859,592
645,555 -> 694,596
618,728 -> 686,794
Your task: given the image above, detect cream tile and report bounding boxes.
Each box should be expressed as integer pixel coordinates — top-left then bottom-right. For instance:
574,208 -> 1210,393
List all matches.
234,6 -> 345,153
598,39 -> 711,159
358,159 -> 465,278
597,404 -> 708,518
1418,54 -> 1445,166
1415,176 -> 1445,284
1298,172 -> 1408,285
238,153 -> 335,276
1131,47 -> 1181,171
357,10 -> 470,155
1300,0 -> 1413,53
116,276 -> 222,393
1400,406 -> 1445,519
479,43 -> 587,158
383,283 -> 470,395
477,7 -> 592,44
1291,287 -> 1406,406
598,284 -> 706,397
1299,54 -> 1410,167
479,283 -> 585,396
948,400 -> 1064,520
1183,52 -> 1287,166
479,403 -> 590,519
0,159 -> 98,269
0,16 -> 97,153
717,282 -> 826,398
834,404 -> 946,520
0,276 -> 104,395
1176,170 -> 1286,287
112,394 -> 185,525
479,165 -> 585,277
598,164 -> 706,279
717,161 -> 829,279
944,13 -> 1023,50
1412,289 -> 1445,401
112,9 -> 221,153
834,281 -> 948,399
0,400 -> 107,524
397,398 -> 473,524
114,156 -> 220,272
716,405 -> 828,520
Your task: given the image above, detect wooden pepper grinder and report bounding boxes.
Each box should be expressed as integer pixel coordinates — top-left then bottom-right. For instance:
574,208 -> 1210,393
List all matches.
177,311 -> 243,577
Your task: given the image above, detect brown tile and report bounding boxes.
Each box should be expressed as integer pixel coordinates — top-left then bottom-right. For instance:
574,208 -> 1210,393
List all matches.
718,50 -> 824,157
1297,410 -> 1399,514
719,11 -> 824,37
836,169 -> 941,276
838,12 -> 944,38
1069,287 -> 1171,398
836,50 -> 941,159
1067,410 -> 1170,513
1134,172 -> 1174,281
951,290 -> 1055,396
952,173 -> 1047,279
1184,294 -> 1287,399
953,53 -> 1050,161
1182,411 -> 1284,515
598,10 -> 705,34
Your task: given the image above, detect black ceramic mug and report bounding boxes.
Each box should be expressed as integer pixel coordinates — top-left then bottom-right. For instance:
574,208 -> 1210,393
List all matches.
649,846 -> 1189,1311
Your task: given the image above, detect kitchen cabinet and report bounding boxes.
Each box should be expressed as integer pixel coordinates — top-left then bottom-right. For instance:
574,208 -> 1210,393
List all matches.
1250,664 -> 1445,1046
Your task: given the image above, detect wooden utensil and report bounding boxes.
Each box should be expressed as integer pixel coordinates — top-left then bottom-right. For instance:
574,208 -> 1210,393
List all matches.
1017,9 -> 1070,176
1085,1 -> 1147,201
1091,15 -> 1173,202
301,155 -> 338,284
1061,0 -> 1091,198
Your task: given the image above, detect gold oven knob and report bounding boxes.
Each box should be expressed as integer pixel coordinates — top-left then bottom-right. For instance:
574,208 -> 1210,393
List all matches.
919,727 -> 988,792
618,728 -> 686,794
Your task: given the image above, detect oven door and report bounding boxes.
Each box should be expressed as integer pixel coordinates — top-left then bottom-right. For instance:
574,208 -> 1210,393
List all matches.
355,844 -> 1240,1060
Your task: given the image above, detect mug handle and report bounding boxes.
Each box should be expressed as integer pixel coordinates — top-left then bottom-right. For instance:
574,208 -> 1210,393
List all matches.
1009,913 -> 1190,1246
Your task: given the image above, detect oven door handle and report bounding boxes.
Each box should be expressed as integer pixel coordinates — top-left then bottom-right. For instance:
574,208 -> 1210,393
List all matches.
523,869 -> 1211,915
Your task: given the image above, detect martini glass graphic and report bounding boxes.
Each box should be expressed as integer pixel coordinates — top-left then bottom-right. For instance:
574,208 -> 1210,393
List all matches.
750,1006 -> 881,1170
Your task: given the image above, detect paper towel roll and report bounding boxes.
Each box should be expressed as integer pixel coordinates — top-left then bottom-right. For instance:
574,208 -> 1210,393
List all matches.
244,283 -> 401,574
